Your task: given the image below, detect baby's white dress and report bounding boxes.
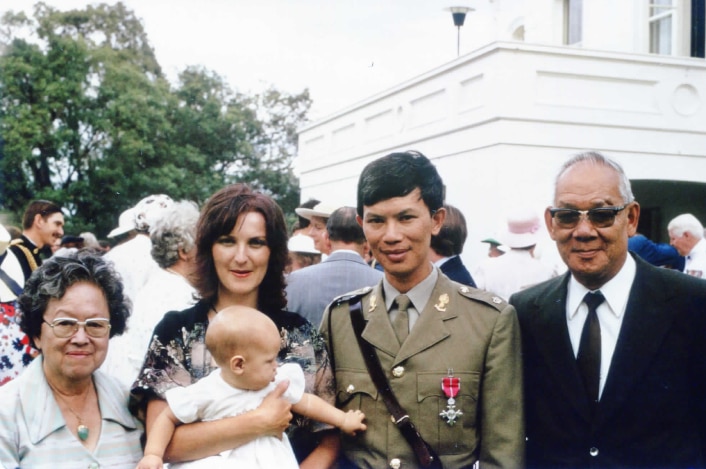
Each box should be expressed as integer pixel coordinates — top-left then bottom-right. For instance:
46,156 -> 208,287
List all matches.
166,362 -> 305,469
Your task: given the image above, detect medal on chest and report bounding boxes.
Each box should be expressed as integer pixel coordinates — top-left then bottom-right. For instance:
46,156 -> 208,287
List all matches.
439,369 -> 463,426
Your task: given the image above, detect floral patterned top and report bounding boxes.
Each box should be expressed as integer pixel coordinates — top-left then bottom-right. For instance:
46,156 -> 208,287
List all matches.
129,300 -> 335,460
1,301 -> 39,385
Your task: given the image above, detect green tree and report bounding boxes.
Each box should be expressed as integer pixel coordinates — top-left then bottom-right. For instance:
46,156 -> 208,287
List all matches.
0,2 -> 310,236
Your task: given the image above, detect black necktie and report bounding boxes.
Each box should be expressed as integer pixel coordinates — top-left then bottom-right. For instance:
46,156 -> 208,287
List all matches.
577,291 -> 605,406
392,294 -> 411,344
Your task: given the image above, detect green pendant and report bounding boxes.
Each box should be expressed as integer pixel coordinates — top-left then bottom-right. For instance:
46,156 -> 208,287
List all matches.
77,424 -> 89,441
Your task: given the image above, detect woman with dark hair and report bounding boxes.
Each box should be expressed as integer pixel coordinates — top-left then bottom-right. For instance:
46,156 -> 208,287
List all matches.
0,251 -> 142,468
130,184 -> 337,467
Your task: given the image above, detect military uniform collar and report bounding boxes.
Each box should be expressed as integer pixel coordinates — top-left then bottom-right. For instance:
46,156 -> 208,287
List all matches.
382,263 -> 438,313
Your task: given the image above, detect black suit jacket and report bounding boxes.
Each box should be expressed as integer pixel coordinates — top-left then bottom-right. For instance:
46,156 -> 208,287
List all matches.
510,255 -> 706,468
440,255 -> 476,288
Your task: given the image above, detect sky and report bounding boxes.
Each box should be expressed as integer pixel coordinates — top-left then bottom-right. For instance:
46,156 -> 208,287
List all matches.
5,0 -> 477,120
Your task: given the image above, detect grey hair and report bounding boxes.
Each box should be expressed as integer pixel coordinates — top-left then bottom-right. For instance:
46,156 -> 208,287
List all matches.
554,151 -> 635,204
149,200 -> 200,269
18,251 -> 131,346
668,213 -> 704,240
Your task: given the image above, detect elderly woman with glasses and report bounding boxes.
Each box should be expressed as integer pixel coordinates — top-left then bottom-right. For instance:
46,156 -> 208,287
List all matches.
0,251 -> 143,468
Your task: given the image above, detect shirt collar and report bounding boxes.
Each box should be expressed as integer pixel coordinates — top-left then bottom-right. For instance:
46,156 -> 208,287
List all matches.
567,254 -> 636,320
20,356 -> 138,444
382,263 -> 439,313
433,256 -> 451,268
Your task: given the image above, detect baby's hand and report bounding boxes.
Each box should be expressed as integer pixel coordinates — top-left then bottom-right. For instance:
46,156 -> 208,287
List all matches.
340,409 -> 367,435
136,454 -> 163,469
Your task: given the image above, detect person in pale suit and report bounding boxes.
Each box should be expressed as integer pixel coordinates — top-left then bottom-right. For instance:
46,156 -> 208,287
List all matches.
286,206 -> 382,327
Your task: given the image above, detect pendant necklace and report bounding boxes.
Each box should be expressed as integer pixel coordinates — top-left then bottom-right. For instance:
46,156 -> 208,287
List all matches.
48,382 -> 92,441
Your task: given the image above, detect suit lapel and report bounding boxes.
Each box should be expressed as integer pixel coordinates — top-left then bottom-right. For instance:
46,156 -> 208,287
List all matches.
597,260 -> 675,424
528,274 -> 591,420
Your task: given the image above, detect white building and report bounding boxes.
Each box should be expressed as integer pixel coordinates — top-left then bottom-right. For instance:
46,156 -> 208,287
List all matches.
296,0 -> 706,267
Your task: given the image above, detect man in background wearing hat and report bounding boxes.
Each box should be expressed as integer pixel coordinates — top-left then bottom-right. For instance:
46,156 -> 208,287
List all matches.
2,200 -> 64,286
481,237 -> 506,258
474,208 -> 556,301
104,195 -> 173,303
286,234 -> 322,273
286,206 -> 381,327
294,201 -> 339,257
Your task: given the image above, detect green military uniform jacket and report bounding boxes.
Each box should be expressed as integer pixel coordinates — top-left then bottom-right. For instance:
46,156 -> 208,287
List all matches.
321,272 -> 525,469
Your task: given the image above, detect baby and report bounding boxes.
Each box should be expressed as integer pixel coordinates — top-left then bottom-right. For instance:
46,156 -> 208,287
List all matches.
137,305 -> 366,469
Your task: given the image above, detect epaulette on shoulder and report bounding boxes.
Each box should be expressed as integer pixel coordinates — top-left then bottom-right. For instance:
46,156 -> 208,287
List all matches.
331,286 -> 373,308
456,285 -> 507,312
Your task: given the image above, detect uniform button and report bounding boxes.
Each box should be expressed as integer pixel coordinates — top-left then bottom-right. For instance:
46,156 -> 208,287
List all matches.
392,366 -> 405,377
389,458 -> 401,469
589,447 -> 599,457
346,384 -> 355,393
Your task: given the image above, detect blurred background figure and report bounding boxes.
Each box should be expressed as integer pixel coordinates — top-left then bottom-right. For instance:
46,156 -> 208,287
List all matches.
107,207 -> 138,246
2,200 -> 64,287
668,213 -> 706,278
102,201 -> 200,391
481,237 -> 506,258
429,204 -> 476,287
628,232 -> 684,270
290,198 -> 319,236
286,234 -> 321,274
104,195 -> 173,304
80,232 -> 102,252
53,235 -> 85,258
286,206 -> 381,327
295,201 -> 339,258
0,224 -> 39,384
0,252 -> 142,467
474,208 -> 556,300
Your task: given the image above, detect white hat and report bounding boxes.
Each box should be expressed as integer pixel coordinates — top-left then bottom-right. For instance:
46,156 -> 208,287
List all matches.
107,208 -> 137,238
134,194 -> 174,232
287,234 -> 320,254
501,210 -> 541,249
295,202 -> 339,221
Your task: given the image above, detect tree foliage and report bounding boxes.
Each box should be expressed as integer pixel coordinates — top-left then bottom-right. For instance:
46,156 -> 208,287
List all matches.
0,2 -> 310,236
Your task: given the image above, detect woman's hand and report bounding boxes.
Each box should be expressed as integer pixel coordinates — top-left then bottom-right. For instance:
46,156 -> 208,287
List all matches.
254,380 -> 293,439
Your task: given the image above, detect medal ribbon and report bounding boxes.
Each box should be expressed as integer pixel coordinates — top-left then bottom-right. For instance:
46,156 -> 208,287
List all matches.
441,376 -> 460,399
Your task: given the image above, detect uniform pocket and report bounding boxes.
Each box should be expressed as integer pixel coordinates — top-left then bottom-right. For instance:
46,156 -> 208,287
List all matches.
335,369 -> 384,450
417,371 -> 480,455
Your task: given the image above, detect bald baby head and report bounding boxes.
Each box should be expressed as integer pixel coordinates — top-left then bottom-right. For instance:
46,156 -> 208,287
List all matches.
206,305 -> 281,368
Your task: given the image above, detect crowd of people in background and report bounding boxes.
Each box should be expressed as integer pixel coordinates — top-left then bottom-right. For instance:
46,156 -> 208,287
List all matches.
0,149 -> 705,468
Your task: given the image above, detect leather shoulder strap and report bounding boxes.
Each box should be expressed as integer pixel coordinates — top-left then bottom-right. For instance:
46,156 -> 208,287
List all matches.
348,300 -> 442,468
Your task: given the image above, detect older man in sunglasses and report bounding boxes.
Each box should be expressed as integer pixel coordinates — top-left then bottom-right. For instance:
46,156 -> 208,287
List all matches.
510,151 -> 706,469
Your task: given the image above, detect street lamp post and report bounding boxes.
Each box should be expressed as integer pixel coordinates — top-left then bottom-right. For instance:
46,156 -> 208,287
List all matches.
448,6 -> 474,57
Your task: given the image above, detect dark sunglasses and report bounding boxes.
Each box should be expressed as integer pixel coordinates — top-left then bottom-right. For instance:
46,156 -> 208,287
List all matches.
549,205 -> 627,229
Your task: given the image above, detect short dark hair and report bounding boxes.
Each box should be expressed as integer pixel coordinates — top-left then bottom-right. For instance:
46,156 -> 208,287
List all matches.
326,206 -> 366,244
22,200 -> 62,230
18,251 -> 131,347
357,151 -> 445,217
430,204 -> 468,257
193,184 -> 288,312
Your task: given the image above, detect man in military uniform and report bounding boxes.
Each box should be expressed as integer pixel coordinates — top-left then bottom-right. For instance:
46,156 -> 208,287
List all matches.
320,151 -> 524,468
3,200 -> 64,285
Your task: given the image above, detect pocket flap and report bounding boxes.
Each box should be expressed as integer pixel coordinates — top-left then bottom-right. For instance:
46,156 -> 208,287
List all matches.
336,370 -> 379,404
416,371 -> 480,403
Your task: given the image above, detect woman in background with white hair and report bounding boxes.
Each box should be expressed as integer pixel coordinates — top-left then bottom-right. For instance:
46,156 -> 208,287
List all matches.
101,201 -> 199,391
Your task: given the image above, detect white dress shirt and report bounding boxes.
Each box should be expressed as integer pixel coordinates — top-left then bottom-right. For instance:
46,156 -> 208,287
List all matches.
566,254 -> 636,399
